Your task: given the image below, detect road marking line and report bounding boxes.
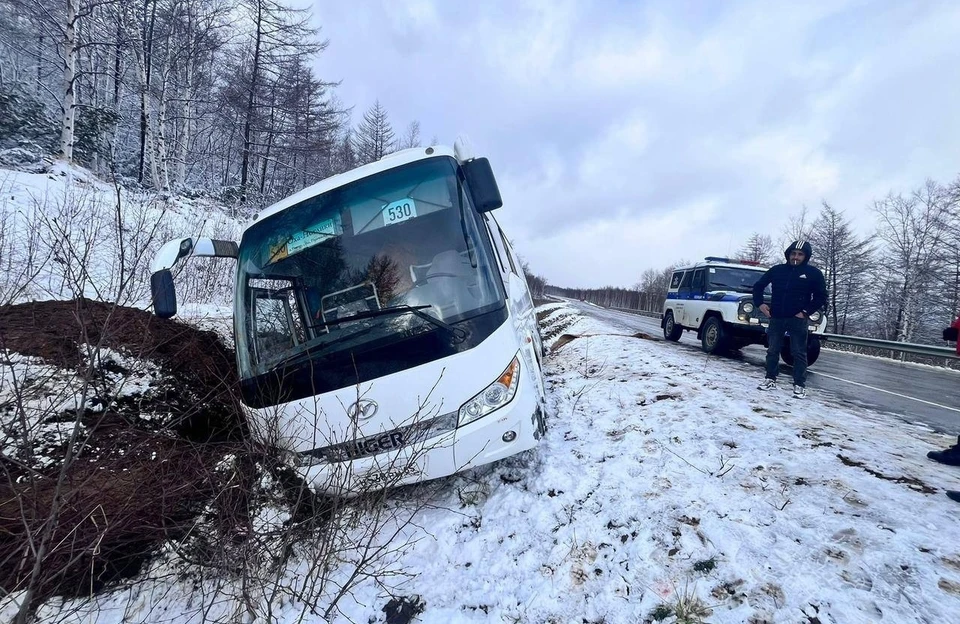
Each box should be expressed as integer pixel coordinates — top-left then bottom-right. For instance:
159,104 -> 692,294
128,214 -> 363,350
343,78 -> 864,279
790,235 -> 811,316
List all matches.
810,370 -> 960,413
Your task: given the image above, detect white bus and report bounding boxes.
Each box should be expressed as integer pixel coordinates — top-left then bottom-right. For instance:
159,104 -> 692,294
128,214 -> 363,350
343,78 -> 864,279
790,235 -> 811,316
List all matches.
149,140 -> 547,494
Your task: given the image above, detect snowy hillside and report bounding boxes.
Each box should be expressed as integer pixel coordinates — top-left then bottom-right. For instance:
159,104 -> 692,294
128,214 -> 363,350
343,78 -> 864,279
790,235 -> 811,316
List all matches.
0,164 -> 241,309
8,301 -> 958,624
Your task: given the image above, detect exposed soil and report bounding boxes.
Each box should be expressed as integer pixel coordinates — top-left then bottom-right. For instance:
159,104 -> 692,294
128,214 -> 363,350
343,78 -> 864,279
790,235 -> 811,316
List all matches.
0,299 -> 254,608
0,298 -> 244,440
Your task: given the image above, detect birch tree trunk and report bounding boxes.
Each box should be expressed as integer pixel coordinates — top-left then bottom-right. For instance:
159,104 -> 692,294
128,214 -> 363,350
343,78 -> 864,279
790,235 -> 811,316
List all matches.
239,0 -> 264,203
59,0 -> 79,163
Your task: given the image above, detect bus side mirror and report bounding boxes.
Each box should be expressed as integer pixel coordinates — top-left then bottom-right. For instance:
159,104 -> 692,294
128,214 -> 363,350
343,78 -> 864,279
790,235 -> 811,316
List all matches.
462,158 -> 502,212
151,269 -> 177,318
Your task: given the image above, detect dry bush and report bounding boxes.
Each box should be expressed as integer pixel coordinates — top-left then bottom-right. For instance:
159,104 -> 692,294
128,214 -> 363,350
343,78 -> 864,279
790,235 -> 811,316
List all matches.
0,299 -> 251,620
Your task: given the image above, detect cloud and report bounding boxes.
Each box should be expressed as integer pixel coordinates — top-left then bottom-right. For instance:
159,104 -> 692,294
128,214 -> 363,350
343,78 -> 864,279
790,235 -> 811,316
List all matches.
732,128 -> 841,208
309,0 -> 960,287
513,198 -> 722,287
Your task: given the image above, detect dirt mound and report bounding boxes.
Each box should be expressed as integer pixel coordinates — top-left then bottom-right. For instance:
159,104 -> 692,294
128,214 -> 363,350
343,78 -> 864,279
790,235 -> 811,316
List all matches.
0,298 -> 244,440
0,434 -> 226,602
0,298 -> 255,611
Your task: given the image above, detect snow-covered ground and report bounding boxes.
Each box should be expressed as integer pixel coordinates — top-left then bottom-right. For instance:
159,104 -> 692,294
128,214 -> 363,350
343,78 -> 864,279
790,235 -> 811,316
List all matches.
0,164 -> 241,308
12,301 -> 960,624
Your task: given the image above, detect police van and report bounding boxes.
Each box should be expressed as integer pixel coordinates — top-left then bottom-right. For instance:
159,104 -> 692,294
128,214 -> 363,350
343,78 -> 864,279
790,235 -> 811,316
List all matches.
660,257 -> 826,365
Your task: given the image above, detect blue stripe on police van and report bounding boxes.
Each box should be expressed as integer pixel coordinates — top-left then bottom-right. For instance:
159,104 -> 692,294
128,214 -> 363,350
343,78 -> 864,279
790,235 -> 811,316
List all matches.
666,292 -> 744,301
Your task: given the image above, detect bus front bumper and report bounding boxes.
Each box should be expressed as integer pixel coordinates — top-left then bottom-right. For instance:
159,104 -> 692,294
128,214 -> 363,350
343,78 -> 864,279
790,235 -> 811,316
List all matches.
295,380 -> 542,496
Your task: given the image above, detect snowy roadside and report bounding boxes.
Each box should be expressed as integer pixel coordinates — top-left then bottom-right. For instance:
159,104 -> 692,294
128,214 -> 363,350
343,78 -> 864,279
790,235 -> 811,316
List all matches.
342,303 -> 960,623
17,301 -> 958,624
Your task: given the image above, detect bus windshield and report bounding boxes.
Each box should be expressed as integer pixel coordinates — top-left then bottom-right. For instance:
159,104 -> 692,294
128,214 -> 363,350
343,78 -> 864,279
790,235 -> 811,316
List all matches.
235,157 -> 504,379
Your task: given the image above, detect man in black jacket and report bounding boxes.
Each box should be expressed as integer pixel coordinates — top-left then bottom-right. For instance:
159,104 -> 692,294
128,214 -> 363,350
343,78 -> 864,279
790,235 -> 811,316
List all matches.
751,240 -> 827,398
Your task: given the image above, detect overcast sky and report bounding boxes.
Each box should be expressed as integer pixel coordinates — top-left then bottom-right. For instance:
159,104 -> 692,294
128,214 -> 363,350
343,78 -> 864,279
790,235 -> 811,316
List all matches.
310,0 -> 960,288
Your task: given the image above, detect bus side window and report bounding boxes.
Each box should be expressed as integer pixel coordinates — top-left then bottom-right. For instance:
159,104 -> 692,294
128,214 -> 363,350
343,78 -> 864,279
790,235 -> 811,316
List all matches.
483,215 -> 509,275
498,228 -> 518,275
670,272 -> 683,289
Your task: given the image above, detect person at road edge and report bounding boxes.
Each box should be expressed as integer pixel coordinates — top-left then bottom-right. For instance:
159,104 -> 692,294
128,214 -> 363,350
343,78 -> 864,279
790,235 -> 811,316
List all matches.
751,240 -> 827,399
927,314 -> 960,502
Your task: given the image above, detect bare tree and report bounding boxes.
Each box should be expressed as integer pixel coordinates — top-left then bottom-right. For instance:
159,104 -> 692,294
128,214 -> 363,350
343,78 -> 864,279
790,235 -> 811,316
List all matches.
809,202 -> 873,334
520,258 -> 548,299
873,180 -> 952,341
398,119 -> 420,150
938,174 -> 960,323
635,265 -> 676,311
780,205 -> 813,250
737,232 -> 777,265
353,99 -> 395,165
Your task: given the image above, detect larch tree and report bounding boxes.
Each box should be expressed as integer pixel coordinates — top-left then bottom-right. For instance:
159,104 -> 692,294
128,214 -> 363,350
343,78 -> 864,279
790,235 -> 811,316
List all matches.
809,202 -> 873,334
737,232 -> 777,265
352,99 -> 395,165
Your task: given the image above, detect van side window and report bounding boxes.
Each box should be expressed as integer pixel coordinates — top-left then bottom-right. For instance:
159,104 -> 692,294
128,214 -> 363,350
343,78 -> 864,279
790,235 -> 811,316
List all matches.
679,271 -> 693,288
692,269 -> 705,291
670,272 -> 683,288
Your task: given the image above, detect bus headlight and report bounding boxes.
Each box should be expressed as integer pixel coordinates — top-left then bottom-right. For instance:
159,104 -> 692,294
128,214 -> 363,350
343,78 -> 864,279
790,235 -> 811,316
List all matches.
808,311 -> 822,323
742,302 -> 754,314
458,356 -> 520,427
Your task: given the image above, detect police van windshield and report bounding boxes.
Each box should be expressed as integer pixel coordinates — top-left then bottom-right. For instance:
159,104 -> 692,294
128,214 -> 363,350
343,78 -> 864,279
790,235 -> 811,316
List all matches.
707,267 -> 769,294
234,156 -> 504,379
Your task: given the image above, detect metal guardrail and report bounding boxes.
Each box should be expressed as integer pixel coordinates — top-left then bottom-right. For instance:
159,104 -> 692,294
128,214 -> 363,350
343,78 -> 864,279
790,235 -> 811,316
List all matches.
610,307 -> 662,320
821,333 -> 959,360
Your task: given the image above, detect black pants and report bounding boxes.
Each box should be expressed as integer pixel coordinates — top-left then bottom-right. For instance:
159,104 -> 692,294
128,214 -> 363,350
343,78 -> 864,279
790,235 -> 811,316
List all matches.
765,316 -> 809,387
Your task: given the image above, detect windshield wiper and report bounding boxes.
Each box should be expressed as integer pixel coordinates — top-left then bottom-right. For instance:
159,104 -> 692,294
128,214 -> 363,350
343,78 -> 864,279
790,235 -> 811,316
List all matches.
269,344 -> 330,373
710,283 -> 752,292
324,304 -> 467,342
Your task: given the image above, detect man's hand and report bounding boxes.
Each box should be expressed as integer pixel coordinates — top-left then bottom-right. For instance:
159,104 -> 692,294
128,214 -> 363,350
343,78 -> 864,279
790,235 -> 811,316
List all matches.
759,304 -> 770,317
795,311 -> 806,319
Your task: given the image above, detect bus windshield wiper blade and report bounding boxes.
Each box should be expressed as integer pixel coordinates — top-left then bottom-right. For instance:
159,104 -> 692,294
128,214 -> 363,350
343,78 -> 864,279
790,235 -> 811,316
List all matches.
326,304 -> 466,341
270,346 -> 326,372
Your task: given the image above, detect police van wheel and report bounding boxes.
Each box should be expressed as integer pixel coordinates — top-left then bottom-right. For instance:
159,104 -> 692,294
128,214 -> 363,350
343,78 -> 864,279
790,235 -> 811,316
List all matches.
807,337 -> 821,366
663,311 -> 683,341
701,317 -> 727,354
780,342 -> 794,366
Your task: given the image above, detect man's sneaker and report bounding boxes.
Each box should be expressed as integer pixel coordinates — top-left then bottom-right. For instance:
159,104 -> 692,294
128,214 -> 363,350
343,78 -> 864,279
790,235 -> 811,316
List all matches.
758,379 -> 778,391
928,436 -> 960,467
793,385 -> 806,399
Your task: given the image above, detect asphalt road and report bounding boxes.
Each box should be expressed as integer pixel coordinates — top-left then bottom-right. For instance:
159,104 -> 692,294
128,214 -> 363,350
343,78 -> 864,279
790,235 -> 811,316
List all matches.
569,301 -> 960,436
